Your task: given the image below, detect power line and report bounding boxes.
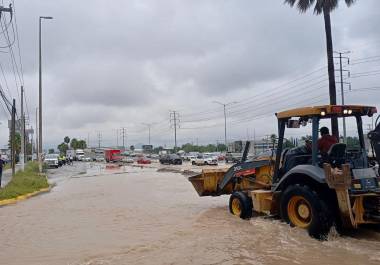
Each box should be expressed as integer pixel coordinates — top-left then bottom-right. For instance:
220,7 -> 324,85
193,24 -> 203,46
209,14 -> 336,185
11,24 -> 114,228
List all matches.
120,127 -> 126,149
170,110 -> 180,150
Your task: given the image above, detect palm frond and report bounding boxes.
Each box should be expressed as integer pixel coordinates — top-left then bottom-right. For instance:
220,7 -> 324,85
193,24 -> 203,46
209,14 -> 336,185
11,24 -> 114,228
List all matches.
285,0 -> 355,15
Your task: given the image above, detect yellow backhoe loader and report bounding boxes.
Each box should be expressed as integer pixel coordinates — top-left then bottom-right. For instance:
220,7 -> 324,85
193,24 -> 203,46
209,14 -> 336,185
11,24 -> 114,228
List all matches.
189,105 -> 380,239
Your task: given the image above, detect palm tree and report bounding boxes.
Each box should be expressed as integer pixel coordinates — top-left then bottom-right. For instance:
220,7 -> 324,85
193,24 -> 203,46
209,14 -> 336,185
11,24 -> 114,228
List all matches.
284,0 -> 355,138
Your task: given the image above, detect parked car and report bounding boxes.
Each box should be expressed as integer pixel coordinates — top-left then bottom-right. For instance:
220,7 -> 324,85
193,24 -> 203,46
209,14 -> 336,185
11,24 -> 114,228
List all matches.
225,152 -> 242,163
159,154 -> 182,165
137,157 -> 151,164
44,154 -> 60,168
83,156 -> 92,162
95,156 -> 105,162
122,156 -> 134,163
192,154 -> 218,166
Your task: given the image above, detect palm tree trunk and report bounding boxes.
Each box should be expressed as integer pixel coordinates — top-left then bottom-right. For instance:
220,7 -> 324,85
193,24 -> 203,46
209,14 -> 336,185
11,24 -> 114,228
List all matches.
323,8 -> 339,138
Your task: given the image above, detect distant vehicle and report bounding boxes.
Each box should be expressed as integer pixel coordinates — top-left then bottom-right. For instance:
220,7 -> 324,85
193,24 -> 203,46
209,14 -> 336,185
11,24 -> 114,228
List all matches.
159,154 -> 182,165
104,149 -> 122,163
44,154 -> 60,168
150,154 -> 159,160
66,149 -> 76,160
137,157 -> 151,164
83,156 -> 92,162
225,152 -> 242,163
183,154 -> 197,161
192,154 -> 218,166
76,149 -> 85,161
217,154 -> 225,161
95,156 -> 105,162
95,148 -> 105,162
122,156 -> 134,163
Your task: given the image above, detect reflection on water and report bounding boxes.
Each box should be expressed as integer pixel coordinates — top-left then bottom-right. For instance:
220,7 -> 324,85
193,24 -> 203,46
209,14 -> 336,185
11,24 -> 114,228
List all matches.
0,165 -> 379,265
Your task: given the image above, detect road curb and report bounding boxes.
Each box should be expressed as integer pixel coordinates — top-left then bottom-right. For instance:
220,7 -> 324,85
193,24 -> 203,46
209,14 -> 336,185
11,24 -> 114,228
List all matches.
0,186 -> 52,207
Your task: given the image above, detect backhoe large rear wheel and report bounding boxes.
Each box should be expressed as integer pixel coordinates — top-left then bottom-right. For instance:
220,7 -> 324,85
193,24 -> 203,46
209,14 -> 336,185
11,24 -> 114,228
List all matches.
229,191 -> 252,220
280,185 -> 333,239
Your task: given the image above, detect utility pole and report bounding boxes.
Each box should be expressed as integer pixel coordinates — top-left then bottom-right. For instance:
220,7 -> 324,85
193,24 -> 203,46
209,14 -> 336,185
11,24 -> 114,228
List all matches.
253,129 -> 257,155
20,86 -> 25,170
39,15 -> 53,173
142,123 -> 153,145
170,111 -> 180,151
11,99 -> 16,176
213,101 -> 237,149
334,51 -> 350,143
30,126 -> 34,162
97,132 -> 102,148
116,129 -> 119,147
120,127 -> 126,150
35,108 -> 38,161
87,132 -> 90,148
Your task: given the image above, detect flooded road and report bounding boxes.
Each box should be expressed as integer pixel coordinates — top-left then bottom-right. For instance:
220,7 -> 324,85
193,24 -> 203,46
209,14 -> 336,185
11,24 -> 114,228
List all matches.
0,163 -> 380,265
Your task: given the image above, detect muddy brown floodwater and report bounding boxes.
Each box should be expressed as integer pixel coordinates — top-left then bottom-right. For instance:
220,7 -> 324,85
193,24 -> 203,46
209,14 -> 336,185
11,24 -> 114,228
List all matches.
1,164 -> 380,265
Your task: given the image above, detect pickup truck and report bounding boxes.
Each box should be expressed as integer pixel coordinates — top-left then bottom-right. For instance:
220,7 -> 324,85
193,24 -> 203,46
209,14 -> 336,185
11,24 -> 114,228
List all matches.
159,154 -> 182,165
191,154 -> 218,166
44,154 -> 60,168
225,152 -> 242,163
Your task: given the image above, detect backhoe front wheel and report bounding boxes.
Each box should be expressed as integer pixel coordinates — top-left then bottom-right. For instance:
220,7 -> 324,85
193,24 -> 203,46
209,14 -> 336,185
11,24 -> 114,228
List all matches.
229,191 -> 252,220
280,185 -> 333,239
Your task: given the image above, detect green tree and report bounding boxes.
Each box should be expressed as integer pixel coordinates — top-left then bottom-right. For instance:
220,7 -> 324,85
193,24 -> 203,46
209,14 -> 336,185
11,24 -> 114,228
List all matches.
70,138 -> 78,149
284,0 -> 355,137
48,149 -> 55,154
270,134 -> 277,149
68,137 -> 86,149
130,145 -> 135,151
64,136 -> 70,144
345,136 -> 360,149
153,146 -> 163,154
9,132 -> 21,155
77,140 -> 87,149
57,143 -> 69,155
283,138 -> 295,149
217,144 -> 227,152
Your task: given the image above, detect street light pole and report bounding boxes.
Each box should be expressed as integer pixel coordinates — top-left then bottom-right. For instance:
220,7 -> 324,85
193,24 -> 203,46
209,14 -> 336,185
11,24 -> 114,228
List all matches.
38,16 -> 53,173
213,101 -> 237,150
142,123 -> 154,145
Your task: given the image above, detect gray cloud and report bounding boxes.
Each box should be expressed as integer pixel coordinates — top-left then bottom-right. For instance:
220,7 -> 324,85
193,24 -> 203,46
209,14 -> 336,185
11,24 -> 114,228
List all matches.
0,0 -> 378,148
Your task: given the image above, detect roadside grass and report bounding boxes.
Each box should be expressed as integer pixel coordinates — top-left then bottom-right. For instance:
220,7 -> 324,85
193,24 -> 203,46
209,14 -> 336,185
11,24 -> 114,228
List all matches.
0,162 -> 49,200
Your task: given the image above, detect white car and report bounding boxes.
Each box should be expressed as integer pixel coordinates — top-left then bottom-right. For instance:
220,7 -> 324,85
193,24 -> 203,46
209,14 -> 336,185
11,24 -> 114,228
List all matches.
192,155 -> 218,166
95,156 -> 105,162
44,154 -> 60,168
83,157 -> 92,162
122,156 -> 134,163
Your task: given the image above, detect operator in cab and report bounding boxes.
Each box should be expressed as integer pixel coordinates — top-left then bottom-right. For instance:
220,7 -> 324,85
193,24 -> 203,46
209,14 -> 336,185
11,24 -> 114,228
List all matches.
317,127 -> 338,155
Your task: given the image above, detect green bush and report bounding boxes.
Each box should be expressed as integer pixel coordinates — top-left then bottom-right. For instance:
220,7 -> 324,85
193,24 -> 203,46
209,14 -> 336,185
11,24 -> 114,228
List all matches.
0,162 -> 49,200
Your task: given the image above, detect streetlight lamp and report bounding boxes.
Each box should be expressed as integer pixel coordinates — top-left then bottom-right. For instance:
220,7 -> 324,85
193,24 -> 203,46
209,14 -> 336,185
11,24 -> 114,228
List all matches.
142,123 -> 155,145
213,101 -> 238,150
38,16 -> 53,173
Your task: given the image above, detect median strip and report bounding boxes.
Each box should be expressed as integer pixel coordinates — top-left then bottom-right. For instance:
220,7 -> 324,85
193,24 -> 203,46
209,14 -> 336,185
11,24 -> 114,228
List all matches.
0,162 -> 51,207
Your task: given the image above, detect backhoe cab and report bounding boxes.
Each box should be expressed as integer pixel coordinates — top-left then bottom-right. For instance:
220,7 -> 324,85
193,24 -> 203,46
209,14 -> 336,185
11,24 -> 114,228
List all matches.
189,105 -> 380,239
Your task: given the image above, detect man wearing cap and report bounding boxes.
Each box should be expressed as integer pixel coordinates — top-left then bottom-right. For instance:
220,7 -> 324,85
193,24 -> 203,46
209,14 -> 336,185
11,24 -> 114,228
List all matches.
317,127 -> 338,154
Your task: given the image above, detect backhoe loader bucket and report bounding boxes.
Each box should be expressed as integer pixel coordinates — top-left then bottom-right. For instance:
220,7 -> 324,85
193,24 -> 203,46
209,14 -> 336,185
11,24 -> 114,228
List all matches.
188,169 -> 229,196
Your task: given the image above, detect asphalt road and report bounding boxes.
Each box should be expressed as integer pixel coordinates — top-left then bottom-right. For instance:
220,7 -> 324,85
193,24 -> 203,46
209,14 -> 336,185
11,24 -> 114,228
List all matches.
0,162 -> 380,265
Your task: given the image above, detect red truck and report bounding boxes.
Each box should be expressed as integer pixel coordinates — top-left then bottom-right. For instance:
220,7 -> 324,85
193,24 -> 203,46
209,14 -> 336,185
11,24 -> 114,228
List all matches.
104,149 -> 123,163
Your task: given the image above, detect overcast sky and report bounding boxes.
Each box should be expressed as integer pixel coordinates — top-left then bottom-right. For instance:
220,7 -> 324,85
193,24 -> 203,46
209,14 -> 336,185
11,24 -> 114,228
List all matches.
0,0 -> 379,150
